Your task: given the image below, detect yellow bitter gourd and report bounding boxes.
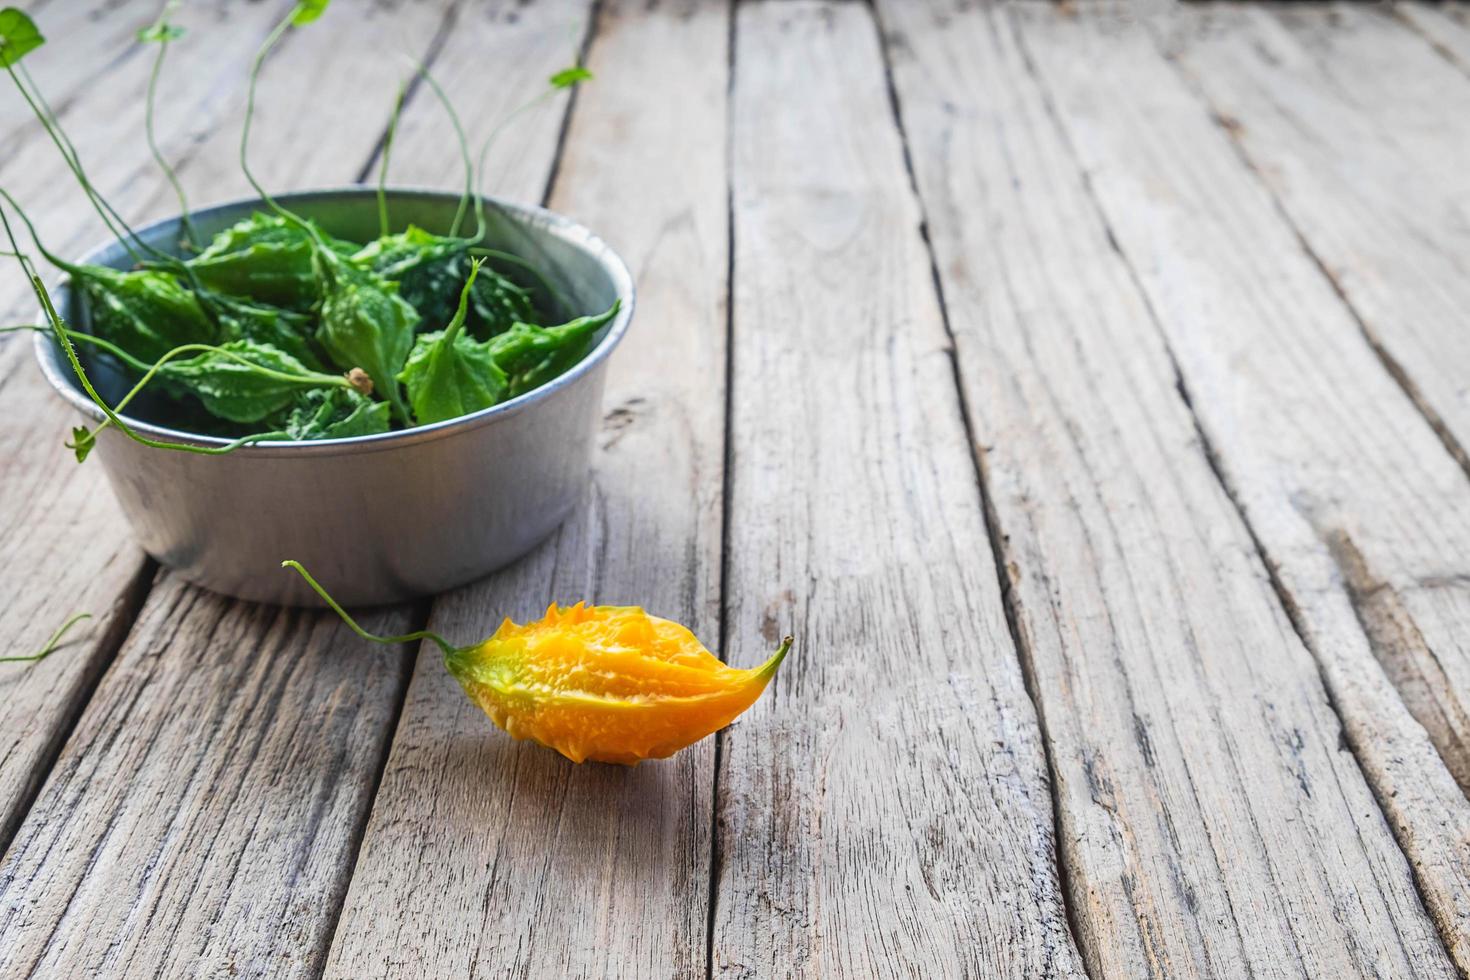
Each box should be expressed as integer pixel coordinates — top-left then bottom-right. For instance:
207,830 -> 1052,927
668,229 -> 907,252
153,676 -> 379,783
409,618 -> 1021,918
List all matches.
284,562 -> 789,765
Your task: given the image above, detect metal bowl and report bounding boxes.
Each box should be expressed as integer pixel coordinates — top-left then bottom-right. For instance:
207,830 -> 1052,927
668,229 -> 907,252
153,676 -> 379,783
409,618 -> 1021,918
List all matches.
33,188 -> 634,607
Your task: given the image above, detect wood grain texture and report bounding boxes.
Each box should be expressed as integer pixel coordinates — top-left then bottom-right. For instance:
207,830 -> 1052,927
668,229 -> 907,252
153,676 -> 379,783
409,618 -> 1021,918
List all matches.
0,0 -> 293,860
1012,4 -> 1470,967
876,0 -> 1459,976
0,0 -> 166,157
0,345 -> 149,852
121,0 -> 452,217
379,0 -> 592,204
714,4 -> 1085,977
1396,2 -> 1470,76
1160,3 -> 1470,466
0,2 -> 452,975
0,0 -> 298,317
0,574 -> 414,980
324,1 -> 728,976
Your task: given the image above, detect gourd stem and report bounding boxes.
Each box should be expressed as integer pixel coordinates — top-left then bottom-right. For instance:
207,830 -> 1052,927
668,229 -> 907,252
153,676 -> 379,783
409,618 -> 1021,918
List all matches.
62,331 -> 153,373
239,15 -> 292,215
412,66 -> 474,239
6,63 -> 143,265
757,635 -> 794,680
238,14 -> 368,337
75,337 -> 349,448
0,314 -> 343,453
33,275 -> 286,458
438,259 -> 481,348
467,247 -> 567,319
13,63 -> 183,271
472,89 -> 557,244
0,613 -> 92,664
0,187 -> 83,275
0,205 -> 282,462
95,337 -> 347,437
0,186 -> 218,340
238,15 -> 336,262
281,561 -> 458,658
144,22 -> 198,249
376,79 -> 409,239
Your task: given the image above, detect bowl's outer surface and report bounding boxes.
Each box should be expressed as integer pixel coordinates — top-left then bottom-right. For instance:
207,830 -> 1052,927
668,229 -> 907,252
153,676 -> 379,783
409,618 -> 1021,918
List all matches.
34,189 -> 634,606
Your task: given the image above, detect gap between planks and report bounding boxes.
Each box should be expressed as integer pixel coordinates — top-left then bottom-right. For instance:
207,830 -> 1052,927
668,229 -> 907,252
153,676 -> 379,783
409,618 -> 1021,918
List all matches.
304,0 -> 612,969
1103,4 -> 1470,965
7,0 -> 457,925
714,3 -> 1085,976
318,0 -> 606,963
0,557 -> 154,857
1178,4 -> 1470,485
0,0 -> 308,875
1016,0 -> 1470,972
866,0 -> 1093,964
0,2 -> 457,977
319,2 -> 730,978
291,0 -> 474,955
708,0 -> 742,975
876,0 -> 1464,975
349,4 -> 464,186
1173,9 -> 1470,486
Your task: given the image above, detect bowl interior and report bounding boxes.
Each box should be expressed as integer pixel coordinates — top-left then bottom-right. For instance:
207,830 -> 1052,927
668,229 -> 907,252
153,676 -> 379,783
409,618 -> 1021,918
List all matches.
40,188 -> 632,445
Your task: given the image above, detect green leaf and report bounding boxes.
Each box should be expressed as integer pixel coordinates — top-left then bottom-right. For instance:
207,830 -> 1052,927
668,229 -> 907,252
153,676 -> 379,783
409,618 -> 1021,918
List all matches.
469,247 -> 569,322
316,259 -> 418,423
76,265 -> 217,363
203,292 -> 321,370
468,264 -> 537,338
352,225 -> 454,276
138,0 -> 184,43
354,227 -> 539,337
188,212 -> 346,312
1,207 -> 283,463
353,225 -> 467,328
290,0 -> 330,25
548,65 -> 592,90
0,8 -> 44,68
276,387 -> 389,440
69,425 -> 94,463
397,262 -> 508,426
137,22 -> 184,44
396,327 -> 505,423
400,328 -> 507,425
158,339 -> 346,423
488,299 -> 619,398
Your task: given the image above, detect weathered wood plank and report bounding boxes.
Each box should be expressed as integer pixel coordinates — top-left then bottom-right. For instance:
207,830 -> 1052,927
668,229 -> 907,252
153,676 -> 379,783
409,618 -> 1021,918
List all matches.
713,4 -> 1085,977
122,0 -> 452,216
0,0 -> 298,317
1396,2 -> 1470,75
1011,4 -> 1470,967
381,0 -> 592,203
0,3 -> 455,976
0,574 -> 414,979
0,0 -> 160,156
876,0 -> 1460,976
324,1 -> 726,976
0,345 -> 150,853
0,0 -> 294,858
1163,3 -> 1470,466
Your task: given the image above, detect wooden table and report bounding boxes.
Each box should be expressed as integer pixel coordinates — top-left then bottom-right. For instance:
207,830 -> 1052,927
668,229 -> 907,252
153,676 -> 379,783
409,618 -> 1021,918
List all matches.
2,1 -> 1469,976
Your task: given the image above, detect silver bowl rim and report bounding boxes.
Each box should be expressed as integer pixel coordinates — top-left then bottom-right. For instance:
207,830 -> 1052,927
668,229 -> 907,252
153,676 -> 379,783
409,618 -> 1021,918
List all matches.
32,186 -> 635,459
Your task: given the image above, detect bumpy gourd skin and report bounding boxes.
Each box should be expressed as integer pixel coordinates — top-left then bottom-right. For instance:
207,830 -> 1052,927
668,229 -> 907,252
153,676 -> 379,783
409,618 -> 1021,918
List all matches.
444,603 -> 789,765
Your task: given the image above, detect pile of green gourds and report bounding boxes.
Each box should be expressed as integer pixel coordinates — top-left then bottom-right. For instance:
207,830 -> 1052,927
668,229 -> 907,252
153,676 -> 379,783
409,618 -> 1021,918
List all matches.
0,0 -> 612,461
